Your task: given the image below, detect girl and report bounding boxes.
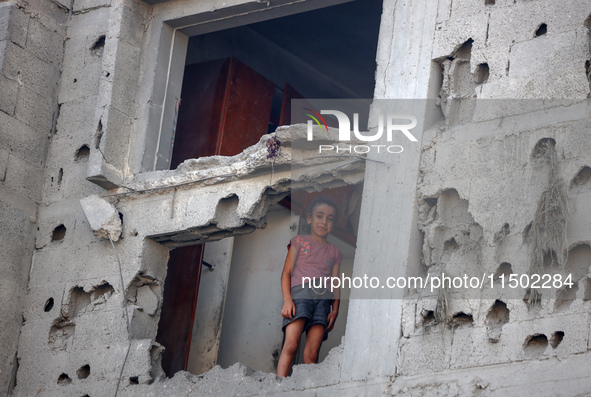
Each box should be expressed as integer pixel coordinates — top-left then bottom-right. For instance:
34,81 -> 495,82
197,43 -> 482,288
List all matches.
276,196 -> 343,377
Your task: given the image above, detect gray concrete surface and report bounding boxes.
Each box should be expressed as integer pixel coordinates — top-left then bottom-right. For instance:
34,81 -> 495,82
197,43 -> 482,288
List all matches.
1,0 -> 591,396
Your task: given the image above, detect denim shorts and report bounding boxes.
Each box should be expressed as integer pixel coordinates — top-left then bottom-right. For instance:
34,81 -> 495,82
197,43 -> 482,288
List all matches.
282,285 -> 333,341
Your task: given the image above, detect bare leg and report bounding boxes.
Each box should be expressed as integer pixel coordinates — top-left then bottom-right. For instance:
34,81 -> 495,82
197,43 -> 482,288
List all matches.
303,324 -> 325,364
277,318 -> 306,377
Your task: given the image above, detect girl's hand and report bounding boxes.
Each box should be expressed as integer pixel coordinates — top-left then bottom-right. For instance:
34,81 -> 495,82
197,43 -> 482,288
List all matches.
282,300 -> 296,319
326,310 -> 338,332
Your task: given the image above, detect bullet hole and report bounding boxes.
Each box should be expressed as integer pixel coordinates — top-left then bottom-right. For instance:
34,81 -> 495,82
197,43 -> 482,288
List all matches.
82,395 -> 90,397
49,318 -> 75,350
424,197 -> 438,207
57,373 -> 71,385
52,224 -> 67,242
91,282 -> 114,301
118,212 -> 124,223
57,168 -> 63,186
550,331 -> 564,348
422,310 -> 436,327
69,286 -> 91,318
535,23 -> 547,37
531,137 -> 556,159
73,79 -> 77,83
485,0 -> 495,4
524,333 -> 548,356
44,298 -> 54,312
474,63 -> 489,84
105,72 -> 110,77
90,35 -> 106,55
75,145 -> 90,161
77,364 -> 90,379
129,376 -> 139,385
444,238 -> 460,251
571,166 -> 591,188
493,263 -> 512,281
486,300 -> 510,326
451,312 -> 473,326
95,120 -> 103,150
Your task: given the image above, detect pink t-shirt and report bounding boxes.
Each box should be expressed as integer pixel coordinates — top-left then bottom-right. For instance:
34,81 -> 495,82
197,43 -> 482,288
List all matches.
289,235 -> 343,288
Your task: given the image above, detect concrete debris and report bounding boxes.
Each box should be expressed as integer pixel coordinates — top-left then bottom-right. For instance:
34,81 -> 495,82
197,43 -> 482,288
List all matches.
79,194 -> 122,241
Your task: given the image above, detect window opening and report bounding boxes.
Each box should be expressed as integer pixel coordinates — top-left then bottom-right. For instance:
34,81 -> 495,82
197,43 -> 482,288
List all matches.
164,0 -> 383,170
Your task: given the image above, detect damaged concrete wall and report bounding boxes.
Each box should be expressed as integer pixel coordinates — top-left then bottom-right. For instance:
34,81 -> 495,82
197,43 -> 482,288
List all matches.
4,0 -> 591,396
0,0 -> 66,394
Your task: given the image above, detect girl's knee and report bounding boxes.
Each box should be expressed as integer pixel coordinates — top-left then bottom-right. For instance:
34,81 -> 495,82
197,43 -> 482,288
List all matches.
303,348 -> 319,364
281,339 -> 299,356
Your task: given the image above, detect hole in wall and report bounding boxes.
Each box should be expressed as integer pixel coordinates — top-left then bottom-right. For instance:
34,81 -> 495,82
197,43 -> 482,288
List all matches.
570,166 -> 591,188
57,373 -> 71,385
494,223 -> 510,245
90,35 -> 106,55
474,63 -> 489,84
49,318 -> 75,350
77,364 -> 90,379
105,72 -> 110,77
444,238 -> 460,251
75,145 -> 90,161
554,283 -> 578,311
583,277 -> 591,300
422,309 -> 436,327
44,298 -> 54,312
550,331 -> 564,348
57,168 -> 63,186
73,79 -> 77,83
531,137 -> 556,159
129,376 -> 139,385
69,287 -> 91,318
584,14 -> 591,29
486,300 -> 510,327
493,263 -> 512,282
51,225 -> 67,242
524,333 -> 548,356
451,312 -> 473,327
455,38 -> 474,59
485,0 -> 495,4
94,120 -> 103,150
535,23 -> 547,37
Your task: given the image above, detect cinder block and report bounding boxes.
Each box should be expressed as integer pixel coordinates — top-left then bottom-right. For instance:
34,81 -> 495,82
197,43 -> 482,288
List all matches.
1,41 -> 60,100
15,85 -> 56,134
3,154 -> 44,203
397,331 -> 453,375
0,73 -> 18,115
0,5 -> 29,47
102,106 -> 133,171
25,18 -> 64,66
0,110 -> 50,165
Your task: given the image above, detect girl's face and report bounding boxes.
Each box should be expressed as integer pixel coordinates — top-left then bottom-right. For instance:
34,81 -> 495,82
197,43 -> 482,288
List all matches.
307,203 -> 336,239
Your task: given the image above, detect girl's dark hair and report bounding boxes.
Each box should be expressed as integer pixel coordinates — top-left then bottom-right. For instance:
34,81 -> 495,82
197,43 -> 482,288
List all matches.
307,196 -> 339,220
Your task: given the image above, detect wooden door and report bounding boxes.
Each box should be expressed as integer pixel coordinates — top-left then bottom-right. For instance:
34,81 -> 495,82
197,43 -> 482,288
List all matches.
155,244 -> 204,377
170,57 -> 275,168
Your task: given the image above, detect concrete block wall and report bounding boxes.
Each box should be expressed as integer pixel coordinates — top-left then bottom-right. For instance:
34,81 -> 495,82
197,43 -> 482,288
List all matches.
0,0 -> 66,394
3,0 -> 591,396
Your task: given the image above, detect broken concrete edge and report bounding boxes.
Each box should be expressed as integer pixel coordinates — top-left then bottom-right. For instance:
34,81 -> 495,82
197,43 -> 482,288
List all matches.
135,342 -> 345,394
100,124 -> 367,198
79,194 -> 122,241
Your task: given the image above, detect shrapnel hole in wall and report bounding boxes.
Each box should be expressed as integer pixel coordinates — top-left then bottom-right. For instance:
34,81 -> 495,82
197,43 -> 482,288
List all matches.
570,166 -> 591,188
451,312 -> 473,327
129,376 -> 139,385
90,35 -> 106,56
524,333 -> 548,356
485,0 -> 495,5
77,364 -> 90,379
474,63 -> 489,85
57,373 -> 71,385
52,224 -> 67,242
75,145 -> 90,161
535,23 -> 547,37
44,297 -> 54,312
493,263 -> 512,282
550,331 -> 564,348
